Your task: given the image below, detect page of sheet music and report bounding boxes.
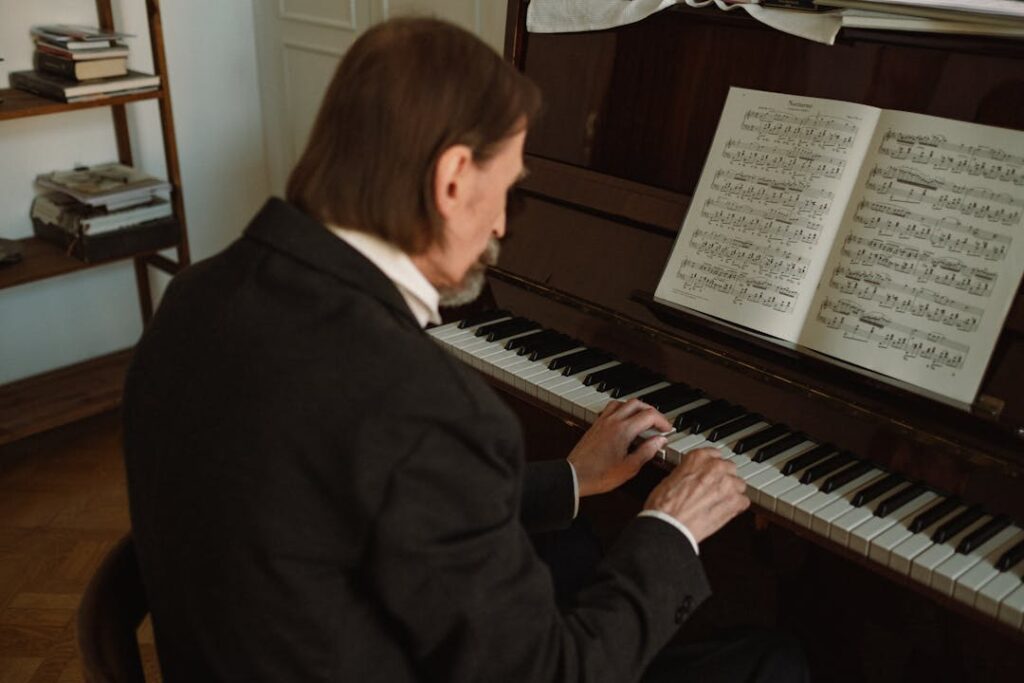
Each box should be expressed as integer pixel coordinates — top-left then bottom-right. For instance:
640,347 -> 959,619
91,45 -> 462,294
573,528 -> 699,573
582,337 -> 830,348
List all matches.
655,88 -> 880,341
800,110 -> 1024,404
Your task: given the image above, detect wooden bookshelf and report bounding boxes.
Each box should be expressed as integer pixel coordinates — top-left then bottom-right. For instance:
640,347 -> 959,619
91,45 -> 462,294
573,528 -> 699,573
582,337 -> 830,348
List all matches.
0,0 -> 189,445
0,87 -> 164,121
0,349 -> 132,447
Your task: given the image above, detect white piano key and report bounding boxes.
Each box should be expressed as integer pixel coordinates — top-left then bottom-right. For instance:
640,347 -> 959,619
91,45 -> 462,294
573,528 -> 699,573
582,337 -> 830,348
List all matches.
953,529 -> 1024,606
997,583 -> 1024,630
579,382 -> 672,423
743,442 -> 816,508
851,491 -> 939,558
426,320 -> 465,338
933,526 -> 1024,597
792,470 -> 885,530
976,564 -> 1024,619
909,515 -> 991,587
807,470 -> 887,539
888,503 -> 967,575
775,482 -> 821,521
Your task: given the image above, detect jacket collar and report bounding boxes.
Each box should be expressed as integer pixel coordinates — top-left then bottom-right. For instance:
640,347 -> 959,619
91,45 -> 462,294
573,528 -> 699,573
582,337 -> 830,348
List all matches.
243,198 -> 420,329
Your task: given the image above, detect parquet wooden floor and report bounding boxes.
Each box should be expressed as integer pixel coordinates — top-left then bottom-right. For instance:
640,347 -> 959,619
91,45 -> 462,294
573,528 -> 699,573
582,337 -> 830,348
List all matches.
0,411 -> 160,682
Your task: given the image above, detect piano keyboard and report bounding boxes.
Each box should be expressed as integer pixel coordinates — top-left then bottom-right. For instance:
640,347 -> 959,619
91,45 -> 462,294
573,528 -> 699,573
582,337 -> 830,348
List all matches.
428,312 -> 1024,635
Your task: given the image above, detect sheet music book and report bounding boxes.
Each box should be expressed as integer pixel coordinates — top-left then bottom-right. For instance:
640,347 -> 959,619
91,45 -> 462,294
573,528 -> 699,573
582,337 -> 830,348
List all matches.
654,87 -> 1024,406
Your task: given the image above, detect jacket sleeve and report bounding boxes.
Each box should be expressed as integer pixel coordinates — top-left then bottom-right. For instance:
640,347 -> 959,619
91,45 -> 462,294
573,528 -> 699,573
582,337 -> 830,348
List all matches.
367,413 -> 711,683
521,459 -> 576,533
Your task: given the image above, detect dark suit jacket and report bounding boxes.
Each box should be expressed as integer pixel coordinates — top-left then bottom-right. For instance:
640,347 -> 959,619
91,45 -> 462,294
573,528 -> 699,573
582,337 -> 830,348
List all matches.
123,198 -> 710,682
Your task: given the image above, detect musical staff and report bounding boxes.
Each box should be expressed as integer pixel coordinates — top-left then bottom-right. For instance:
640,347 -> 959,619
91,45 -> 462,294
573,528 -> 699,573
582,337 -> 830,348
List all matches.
674,258 -> 798,314
711,170 -> 834,217
878,130 -> 1024,186
839,234 -> 998,298
828,264 -> 983,333
742,109 -> 857,150
723,139 -> 847,179
816,297 -> 968,370
690,228 -> 810,283
701,198 -> 824,246
866,165 -> 1023,227
853,201 -> 1010,262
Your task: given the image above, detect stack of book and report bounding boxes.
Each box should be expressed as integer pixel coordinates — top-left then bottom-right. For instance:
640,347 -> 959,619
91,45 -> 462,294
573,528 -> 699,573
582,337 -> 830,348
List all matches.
31,162 -> 177,262
9,24 -> 160,103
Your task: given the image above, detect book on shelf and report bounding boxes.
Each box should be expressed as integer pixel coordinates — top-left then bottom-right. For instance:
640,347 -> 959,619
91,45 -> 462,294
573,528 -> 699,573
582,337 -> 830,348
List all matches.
32,216 -> 178,263
654,87 -> 1024,407
35,163 -> 171,209
31,191 -> 172,236
34,52 -> 127,80
8,69 -> 159,103
30,24 -> 133,49
34,41 -> 130,61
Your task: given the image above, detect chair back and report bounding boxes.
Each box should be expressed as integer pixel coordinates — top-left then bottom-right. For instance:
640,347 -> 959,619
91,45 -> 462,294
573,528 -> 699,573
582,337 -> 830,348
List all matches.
77,534 -> 149,683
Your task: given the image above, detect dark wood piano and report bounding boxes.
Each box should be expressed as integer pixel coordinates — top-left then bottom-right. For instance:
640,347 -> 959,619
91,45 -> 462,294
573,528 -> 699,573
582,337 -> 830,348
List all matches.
433,3 -> 1024,680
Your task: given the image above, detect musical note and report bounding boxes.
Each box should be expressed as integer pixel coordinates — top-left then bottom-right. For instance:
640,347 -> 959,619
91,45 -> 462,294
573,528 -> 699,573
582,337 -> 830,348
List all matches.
853,201 -> 1011,261
741,109 -> 858,151
723,139 -> 847,180
711,170 -> 834,217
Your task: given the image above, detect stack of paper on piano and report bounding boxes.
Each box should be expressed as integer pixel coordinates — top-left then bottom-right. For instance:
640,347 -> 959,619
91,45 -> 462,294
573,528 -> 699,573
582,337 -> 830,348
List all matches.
654,87 -> 1024,406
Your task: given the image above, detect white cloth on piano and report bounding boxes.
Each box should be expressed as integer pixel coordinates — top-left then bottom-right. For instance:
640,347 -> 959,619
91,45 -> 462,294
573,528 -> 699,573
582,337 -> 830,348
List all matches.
526,0 -> 842,46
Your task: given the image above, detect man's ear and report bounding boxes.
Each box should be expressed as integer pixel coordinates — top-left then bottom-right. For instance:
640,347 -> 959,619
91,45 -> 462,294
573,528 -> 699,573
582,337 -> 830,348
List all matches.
434,144 -> 474,221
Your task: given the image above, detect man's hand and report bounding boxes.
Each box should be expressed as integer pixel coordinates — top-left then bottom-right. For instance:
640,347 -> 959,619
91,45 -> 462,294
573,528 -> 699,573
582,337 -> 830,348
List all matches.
644,447 -> 749,544
567,399 -> 673,497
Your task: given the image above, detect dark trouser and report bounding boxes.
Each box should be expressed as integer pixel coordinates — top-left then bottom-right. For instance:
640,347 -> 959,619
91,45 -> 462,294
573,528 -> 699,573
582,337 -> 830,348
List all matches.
532,520 -> 810,683
643,628 -> 809,683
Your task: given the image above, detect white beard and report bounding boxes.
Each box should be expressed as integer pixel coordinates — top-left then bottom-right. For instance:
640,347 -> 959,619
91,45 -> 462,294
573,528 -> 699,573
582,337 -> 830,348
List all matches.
438,237 -> 500,308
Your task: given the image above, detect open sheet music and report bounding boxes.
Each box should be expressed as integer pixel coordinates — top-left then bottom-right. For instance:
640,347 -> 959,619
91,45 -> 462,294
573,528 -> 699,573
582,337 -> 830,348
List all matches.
655,87 -> 1024,406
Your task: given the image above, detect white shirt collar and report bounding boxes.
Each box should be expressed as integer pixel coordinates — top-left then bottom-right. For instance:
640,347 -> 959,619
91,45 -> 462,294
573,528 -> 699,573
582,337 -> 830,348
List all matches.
327,225 -> 441,328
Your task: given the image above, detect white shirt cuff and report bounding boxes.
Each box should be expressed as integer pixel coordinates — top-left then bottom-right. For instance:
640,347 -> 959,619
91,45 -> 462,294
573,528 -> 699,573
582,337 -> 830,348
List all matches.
566,461 -> 579,519
636,510 -> 699,555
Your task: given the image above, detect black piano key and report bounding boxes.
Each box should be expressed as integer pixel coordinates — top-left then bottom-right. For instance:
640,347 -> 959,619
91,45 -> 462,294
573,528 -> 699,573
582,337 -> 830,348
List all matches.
637,384 -> 703,413
931,504 -> 986,544
734,424 -> 789,455
609,372 -> 664,399
477,318 -> 540,342
799,452 -> 854,485
908,497 -> 961,534
529,337 -> 580,361
674,399 -> 729,432
996,538 -> 1024,572
558,350 -> 615,376
851,473 -> 905,508
781,443 -> 836,476
584,363 -> 634,388
689,404 -> 746,435
752,432 -> 806,463
708,413 -> 763,443
457,309 -> 509,328
548,348 -> 594,372
957,514 -> 1011,555
506,328 -> 557,352
598,365 -> 652,393
820,459 -> 873,494
874,484 -> 927,518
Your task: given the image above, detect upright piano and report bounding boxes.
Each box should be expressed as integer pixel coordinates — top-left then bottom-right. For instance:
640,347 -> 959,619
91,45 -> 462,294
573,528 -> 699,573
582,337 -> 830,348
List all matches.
431,3 -> 1024,680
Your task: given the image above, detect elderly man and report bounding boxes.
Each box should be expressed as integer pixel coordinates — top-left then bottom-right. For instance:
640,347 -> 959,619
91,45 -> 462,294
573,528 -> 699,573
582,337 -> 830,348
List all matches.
124,16 -> 802,682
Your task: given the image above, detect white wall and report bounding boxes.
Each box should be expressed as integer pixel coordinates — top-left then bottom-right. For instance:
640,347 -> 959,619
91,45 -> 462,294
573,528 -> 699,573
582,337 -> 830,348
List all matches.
0,0 -> 270,384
